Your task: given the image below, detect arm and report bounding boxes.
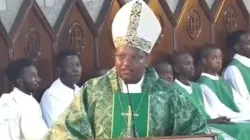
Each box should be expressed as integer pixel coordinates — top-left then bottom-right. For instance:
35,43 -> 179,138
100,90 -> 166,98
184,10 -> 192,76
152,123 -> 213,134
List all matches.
43,85 -> 94,140
0,95 -> 21,140
40,92 -> 66,128
201,84 -> 250,122
231,87 -> 250,114
223,66 -> 250,102
20,110 -> 48,140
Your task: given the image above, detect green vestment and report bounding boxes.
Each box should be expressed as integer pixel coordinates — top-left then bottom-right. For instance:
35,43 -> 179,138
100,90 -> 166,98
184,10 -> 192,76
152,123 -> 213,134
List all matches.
229,59 -> 250,94
198,75 -> 239,112
173,81 -> 250,140
43,68 -> 209,140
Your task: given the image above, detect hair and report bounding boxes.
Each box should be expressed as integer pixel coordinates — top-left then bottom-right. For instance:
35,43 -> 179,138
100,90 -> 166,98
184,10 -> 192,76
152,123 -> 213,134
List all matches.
198,43 -> 219,61
226,30 -> 246,51
170,52 -> 191,67
4,58 -> 33,85
56,49 -> 78,67
154,60 -> 171,70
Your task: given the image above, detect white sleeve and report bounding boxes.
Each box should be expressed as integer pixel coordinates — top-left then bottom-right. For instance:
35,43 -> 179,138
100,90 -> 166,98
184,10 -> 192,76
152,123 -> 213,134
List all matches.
40,91 -> 65,128
20,108 -> 48,140
224,66 -> 250,102
201,89 -> 219,119
200,84 -> 250,122
232,87 -> 250,114
0,101 -> 21,140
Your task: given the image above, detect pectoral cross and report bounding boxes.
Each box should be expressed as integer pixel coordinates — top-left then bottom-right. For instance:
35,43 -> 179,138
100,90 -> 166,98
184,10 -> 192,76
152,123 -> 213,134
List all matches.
121,106 -> 138,138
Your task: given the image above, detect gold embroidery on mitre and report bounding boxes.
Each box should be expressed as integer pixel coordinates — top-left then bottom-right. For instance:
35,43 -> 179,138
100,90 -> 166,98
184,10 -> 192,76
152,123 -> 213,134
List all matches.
114,0 -> 152,52
114,36 -> 151,52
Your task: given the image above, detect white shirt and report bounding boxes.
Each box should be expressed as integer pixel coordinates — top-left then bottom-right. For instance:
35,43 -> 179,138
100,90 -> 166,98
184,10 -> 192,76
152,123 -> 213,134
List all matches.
40,78 -> 80,128
223,54 -> 250,103
200,73 -> 250,122
121,75 -> 144,93
0,88 -> 48,140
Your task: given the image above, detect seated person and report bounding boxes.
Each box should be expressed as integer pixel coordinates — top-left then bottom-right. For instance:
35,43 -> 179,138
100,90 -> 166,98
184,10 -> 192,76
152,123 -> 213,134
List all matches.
154,60 -> 174,83
40,49 -> 82,128
197,44 -> 250,122
224,32 -> 250,103
0,58 -> 48,140
171,52 -> 250,140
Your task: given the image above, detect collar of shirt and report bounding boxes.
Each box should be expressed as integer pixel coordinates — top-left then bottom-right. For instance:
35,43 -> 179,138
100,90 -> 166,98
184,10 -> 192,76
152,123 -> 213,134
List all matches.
121,74 -> 144,93
175,79 -> 192,94
11,88 -> 34,104
56,78 -> 80,96
201,73 -> 219,80
234,54 -> 250,68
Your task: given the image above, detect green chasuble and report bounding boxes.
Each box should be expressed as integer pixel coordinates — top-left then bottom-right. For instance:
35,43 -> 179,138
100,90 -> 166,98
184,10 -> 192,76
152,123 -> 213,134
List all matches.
198,75 -> 240,112
229,59 -> 250,94
173,81 -> 250,140
43,68 -> 209,140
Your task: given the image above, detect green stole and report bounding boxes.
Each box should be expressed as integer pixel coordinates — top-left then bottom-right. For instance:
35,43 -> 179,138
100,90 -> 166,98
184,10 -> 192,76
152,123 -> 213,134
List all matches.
173,81 -> 210,120
111,76 -> 149,138
198,75 -> 240,112
229,59 -> 250,94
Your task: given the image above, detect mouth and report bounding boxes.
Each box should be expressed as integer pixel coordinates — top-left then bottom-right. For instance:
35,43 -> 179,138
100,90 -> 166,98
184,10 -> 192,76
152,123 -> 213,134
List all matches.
121,69 -> 133,75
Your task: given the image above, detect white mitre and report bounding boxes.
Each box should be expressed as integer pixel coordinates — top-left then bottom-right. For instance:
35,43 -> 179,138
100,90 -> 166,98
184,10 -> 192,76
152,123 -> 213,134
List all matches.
112,0 -> 162,54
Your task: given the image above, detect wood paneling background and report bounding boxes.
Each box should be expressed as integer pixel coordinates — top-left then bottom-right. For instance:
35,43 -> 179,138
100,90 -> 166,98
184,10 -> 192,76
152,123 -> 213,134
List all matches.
0,0 -> 249,101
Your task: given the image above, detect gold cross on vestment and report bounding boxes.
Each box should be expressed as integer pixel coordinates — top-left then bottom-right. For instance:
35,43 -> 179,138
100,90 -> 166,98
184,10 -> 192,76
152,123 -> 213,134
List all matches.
121,106 -> 138,137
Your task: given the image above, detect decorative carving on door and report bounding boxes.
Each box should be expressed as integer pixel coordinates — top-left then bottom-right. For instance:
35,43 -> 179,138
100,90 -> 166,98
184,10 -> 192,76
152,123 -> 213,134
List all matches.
186,9 -> 201,39
25,28 -> 42,61
223,6 -> 237,33
69,22 -> 85,54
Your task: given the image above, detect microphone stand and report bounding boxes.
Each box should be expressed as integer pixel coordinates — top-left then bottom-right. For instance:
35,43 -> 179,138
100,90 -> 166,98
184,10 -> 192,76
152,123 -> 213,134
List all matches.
125,84 -> 137,138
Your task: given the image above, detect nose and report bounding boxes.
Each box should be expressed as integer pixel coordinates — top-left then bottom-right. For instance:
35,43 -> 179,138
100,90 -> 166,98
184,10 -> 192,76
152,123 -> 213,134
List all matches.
123,58 -> 133,67
36,76 -> 41,83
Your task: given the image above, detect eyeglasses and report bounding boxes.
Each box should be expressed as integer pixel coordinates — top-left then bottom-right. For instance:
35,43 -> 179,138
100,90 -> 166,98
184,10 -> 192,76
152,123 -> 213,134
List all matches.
115,54 -> 144,63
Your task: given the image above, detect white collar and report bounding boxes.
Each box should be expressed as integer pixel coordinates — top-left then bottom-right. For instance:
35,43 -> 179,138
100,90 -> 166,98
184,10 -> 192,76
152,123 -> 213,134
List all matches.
121,74 -> 144,93
10,87 -> 35,104
53,78 -> 79,95
175,79 -> 192,94
201,73 -> 219,80
234,54 -> 250,67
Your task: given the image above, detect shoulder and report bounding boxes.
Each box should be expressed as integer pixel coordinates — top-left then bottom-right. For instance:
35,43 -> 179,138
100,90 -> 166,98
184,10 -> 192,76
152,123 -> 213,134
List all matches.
84,75 -> 110,88
41,79 -> 62,99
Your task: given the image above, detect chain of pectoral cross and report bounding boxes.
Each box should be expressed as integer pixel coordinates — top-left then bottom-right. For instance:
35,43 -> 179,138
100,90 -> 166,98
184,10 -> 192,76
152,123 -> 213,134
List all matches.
117,92 -> 146,126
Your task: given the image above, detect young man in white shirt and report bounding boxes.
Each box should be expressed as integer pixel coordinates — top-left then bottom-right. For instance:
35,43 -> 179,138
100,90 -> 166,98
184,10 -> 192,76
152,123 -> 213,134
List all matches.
197,44 -> 250,122
40,49 -> 82,128
224,32 -> 250,103
0,58 -> 48,140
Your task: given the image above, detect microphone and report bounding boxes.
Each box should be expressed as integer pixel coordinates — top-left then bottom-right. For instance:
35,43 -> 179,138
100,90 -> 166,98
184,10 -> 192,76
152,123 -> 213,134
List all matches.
125,84 -> 137,138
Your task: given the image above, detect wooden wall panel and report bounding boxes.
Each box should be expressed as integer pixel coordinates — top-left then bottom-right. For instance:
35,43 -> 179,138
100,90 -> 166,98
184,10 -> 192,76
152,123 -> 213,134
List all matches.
212,0 -> 249,64
54,0 -> 96,83
0,0 -> 249,96
148,0 -> 174,66
0,22 -> 12,95
9,0 -> 55,101
96,0 -> 121,69
175,0 -> 212,55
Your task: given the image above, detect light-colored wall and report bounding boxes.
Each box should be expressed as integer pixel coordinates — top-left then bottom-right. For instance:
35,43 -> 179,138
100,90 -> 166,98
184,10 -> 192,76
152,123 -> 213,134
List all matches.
0,0 -> 249,32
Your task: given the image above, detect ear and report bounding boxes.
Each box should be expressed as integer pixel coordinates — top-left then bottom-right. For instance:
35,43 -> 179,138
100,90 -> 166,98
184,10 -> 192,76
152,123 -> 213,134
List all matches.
173,65 -> 180,74
16,78 -> 23,87
234,44 -> 240,52
201,58 -> 207,66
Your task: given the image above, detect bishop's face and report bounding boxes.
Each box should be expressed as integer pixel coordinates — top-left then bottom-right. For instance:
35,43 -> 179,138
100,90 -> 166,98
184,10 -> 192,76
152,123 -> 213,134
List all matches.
115,46 -> 148,84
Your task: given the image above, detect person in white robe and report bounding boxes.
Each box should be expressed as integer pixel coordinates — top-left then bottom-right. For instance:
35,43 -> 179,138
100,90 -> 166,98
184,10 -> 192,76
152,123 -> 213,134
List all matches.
197,44 -> 250,123
224,32 -> 250,103
0,58 -> 48,140
40,50 -> 82,128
